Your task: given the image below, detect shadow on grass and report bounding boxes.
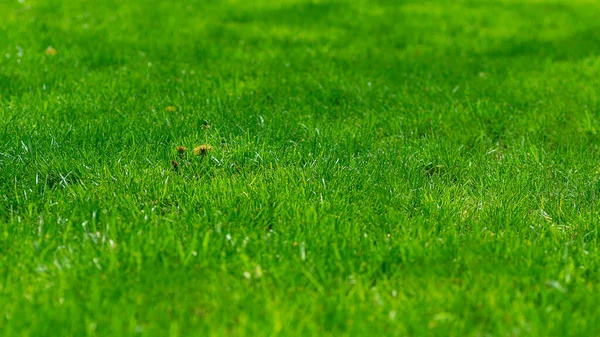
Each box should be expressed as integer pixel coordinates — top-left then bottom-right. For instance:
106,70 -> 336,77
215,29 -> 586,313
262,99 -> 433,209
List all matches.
485,26 -> 600,62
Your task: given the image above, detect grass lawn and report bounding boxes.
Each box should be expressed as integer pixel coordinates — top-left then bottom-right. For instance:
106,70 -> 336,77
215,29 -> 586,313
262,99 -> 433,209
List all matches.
2,0 -> 600,335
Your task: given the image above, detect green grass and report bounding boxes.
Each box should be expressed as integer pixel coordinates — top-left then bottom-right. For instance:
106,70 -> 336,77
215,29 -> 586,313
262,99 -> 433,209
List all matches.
1,0 -> 600,335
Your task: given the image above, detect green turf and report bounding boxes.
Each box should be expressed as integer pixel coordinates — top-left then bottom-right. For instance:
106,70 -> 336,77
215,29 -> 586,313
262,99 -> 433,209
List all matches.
2,0 -> 600,336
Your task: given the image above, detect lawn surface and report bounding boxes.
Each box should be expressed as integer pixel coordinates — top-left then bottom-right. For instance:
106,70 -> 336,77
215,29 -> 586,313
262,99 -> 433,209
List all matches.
2,0 -> 600,336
